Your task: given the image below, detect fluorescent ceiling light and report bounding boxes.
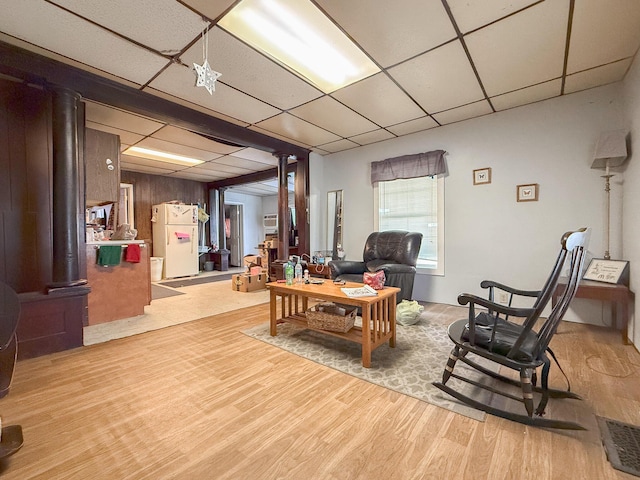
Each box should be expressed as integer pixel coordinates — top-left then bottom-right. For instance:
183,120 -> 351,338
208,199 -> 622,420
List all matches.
219,0 -> 380,93
123,146 -> 204,166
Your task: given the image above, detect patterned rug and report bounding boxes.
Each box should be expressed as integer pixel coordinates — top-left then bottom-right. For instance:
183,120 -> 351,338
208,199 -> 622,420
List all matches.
243,310 -> 496,421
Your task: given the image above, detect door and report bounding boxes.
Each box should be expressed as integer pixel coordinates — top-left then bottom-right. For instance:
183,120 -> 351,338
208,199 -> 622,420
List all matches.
225,204 -> 243,267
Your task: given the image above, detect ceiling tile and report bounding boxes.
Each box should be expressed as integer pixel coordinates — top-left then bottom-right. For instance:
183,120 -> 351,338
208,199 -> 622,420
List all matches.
229,148 -> 279,165
52,0 -> 204,55
386,116 -> 439,136
130,137 -> 223,161
349,129 -> 396,146
567,0 -> 640,74
564,59 -> 633,95
148,62 -> 281,124
203,27 -> 323,110
212,155 -> 274,171
332,73 -> 425,127
388,40 -> 484,113
254,113 -> 341,146
186,162 -> 251,175
84,101 -> 165,135
181,0 -> 237,22
289,96 -> 378,137
491,79 -> 562,111
142,86 -> 249,127
248,126 -> 313,150
0,0 -> 170,85
465,1 -> 569,97
151,125 -> 243,155
0,32 -> 143,89
447,0 -> 539,34
317,0 -> 456,67
85,121 -> 145,146
120,158 -> 178,174
431,100 -> 492,125
318,138 -> 360,154
168,170 -> 224,181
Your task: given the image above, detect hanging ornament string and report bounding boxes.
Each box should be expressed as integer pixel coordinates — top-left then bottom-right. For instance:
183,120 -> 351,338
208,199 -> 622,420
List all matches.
193,20 -> 221,95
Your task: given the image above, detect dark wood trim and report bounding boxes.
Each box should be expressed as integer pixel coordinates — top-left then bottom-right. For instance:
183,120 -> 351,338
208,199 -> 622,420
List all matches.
294,158 -> 310,256
277,154 -> 290,260
0,41 -> 310,159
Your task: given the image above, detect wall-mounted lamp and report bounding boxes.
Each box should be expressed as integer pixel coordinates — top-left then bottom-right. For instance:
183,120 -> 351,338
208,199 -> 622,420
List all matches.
590,130 -> 629,260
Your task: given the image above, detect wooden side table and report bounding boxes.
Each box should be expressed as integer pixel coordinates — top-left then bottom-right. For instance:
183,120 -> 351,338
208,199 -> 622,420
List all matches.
552,278 -> 634,345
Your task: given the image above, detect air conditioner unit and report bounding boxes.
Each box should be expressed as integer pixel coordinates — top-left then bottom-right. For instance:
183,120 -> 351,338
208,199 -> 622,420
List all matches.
263,214 -> 278,234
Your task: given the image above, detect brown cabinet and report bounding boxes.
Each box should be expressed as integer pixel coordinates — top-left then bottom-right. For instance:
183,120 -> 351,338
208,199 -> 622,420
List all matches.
85,128 -> 120,206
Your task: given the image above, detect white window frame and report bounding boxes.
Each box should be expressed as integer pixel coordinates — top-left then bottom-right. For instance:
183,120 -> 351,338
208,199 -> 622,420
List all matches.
373,176 -> 445,276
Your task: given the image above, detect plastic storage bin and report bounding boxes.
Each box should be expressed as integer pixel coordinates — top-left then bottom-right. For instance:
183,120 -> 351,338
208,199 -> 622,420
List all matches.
150,257 -> 164,282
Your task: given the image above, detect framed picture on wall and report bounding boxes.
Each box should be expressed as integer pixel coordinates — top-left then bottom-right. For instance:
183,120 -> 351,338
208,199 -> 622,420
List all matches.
517,183 -> 539,202
473,167 -> 491,185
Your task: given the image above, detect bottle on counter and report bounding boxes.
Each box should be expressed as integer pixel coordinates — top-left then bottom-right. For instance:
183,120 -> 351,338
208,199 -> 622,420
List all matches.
294,258 -> 303,284
285,262 -> 294,285
303,269 -> 310,283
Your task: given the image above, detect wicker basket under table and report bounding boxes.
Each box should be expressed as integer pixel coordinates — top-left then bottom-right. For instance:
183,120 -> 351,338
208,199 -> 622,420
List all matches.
306,303 -> 356,333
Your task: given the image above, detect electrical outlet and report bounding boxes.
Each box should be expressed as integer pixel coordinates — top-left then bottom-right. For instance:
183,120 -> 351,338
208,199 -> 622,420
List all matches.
498,292 -> 509,304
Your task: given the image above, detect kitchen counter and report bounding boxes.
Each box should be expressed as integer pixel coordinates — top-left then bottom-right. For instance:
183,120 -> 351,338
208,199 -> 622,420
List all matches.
86,241 -> 151,325
87,239 -> 146,245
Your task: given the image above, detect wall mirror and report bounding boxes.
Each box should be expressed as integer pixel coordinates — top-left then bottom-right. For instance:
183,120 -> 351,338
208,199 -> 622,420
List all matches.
327,190 -> 343,260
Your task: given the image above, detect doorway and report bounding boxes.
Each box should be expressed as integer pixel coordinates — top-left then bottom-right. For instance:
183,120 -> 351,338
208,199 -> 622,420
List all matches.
225,203 -> 243,267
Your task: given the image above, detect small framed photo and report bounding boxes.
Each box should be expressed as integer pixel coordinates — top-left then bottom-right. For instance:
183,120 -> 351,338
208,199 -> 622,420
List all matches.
473,168 -> 491,185
583,259 -> 629,284
517,183 -> 539,202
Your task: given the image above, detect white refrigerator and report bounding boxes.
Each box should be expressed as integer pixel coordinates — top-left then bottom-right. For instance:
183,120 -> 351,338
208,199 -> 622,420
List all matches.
152,203 -> 199,279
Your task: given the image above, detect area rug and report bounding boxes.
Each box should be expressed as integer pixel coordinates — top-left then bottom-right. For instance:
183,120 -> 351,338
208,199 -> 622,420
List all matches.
160,273 -> 234,288
151,283 -> 185,300
243,317 -> 496,421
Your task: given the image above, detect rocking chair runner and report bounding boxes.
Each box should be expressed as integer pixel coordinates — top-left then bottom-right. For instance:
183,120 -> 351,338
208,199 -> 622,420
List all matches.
433,228 -> 591,430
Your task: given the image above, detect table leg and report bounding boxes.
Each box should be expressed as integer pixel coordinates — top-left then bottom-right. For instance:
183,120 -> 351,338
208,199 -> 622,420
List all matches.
389,294 -> 397,348
270,290 -> 277,336
361,305 -> 371,368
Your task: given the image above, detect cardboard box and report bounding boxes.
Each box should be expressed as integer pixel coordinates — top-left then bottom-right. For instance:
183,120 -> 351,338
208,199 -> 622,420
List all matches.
231,273 -> 267,292
243,255 -> 261,267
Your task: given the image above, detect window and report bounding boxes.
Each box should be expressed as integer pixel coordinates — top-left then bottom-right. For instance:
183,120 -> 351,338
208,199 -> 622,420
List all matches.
374,176 -> 444,275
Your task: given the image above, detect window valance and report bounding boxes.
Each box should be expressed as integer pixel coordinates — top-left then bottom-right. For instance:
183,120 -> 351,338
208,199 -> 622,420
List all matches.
370,149 -> 446,185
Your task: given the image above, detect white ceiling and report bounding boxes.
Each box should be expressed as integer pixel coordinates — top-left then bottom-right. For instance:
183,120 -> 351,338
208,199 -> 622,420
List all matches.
1,0 -> 639,195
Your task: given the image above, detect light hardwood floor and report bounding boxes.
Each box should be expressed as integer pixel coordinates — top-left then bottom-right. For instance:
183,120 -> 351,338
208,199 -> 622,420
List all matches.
1,302 -> 639,479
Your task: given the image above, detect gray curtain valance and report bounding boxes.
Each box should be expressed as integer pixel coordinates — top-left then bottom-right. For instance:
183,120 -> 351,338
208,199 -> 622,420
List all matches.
370,149 -> 446,185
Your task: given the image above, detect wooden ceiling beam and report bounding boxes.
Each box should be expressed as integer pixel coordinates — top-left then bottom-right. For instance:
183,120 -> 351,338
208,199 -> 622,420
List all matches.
0,41 -> 310,159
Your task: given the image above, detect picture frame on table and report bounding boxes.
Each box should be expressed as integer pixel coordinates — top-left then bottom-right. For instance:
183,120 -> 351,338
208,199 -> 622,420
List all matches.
517,183 -> 539,202
582,259 -> 629,284
473,167 -> 491,185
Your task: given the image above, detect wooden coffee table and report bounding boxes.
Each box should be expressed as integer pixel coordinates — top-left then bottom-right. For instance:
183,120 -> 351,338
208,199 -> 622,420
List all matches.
267,281 -> 400,367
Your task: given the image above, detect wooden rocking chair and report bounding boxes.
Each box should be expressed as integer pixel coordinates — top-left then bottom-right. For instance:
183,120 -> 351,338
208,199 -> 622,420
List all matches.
432,228 -> 591,430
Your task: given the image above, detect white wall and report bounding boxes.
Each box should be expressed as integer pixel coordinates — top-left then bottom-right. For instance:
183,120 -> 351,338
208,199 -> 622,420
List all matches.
316,84 -> 628,328
622,54 -> 640,345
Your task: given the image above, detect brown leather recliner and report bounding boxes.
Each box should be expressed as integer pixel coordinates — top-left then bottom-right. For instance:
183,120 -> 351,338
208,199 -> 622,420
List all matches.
329,231 -> 423,303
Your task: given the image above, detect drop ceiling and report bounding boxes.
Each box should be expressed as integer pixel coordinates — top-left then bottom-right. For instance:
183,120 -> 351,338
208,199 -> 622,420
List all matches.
1,0 -> 639,196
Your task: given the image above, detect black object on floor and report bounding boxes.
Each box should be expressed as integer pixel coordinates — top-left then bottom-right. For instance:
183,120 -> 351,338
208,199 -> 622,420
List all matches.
597,416 -> 640,477
160,273 -> 234,288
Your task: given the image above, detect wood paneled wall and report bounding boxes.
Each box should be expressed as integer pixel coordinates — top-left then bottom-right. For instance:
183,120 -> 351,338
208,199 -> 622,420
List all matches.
0,78 -> 53,292
120,170 -> 209,242
1,79 -> 86,359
